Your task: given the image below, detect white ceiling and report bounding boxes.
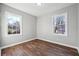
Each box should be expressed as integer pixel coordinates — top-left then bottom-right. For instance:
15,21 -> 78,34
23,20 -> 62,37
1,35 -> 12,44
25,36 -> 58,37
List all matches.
4,3 -> 74,17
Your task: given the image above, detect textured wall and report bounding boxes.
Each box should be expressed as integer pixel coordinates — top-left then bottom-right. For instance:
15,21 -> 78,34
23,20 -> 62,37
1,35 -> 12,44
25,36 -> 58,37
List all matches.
0,4 -> 37,47
37,4 -> 78,48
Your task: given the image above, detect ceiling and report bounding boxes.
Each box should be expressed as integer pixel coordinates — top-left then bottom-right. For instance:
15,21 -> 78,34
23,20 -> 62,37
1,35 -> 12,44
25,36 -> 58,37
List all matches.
4,3 -> 74,17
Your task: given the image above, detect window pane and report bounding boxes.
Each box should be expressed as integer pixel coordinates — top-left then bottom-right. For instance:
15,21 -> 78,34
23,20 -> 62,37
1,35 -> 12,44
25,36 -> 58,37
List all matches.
8,16 -> 20,34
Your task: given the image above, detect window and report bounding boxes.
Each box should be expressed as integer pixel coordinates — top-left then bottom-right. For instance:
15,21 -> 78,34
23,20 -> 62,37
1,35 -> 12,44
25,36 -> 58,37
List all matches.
53,13 -> 67,36
5,11 -> 22,36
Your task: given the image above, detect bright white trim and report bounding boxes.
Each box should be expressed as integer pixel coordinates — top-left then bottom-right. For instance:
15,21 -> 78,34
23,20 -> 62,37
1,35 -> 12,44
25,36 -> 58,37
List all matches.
78,48 -> 79,53
36,38 -> 79,53
5,11 -> 22,37
0,38 -> 36,49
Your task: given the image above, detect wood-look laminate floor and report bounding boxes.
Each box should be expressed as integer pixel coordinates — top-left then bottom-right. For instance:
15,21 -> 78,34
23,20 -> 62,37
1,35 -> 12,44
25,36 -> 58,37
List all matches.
1,39 -> 78,56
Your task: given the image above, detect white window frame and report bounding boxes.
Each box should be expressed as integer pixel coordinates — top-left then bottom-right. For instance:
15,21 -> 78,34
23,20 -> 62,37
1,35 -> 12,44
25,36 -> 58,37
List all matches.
52,13 -> 67,36
5,11 -> 22,37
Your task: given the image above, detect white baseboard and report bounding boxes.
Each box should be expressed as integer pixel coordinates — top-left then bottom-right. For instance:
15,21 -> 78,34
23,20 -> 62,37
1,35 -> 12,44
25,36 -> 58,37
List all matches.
36,38 -> 79,53
0,38 -> 36,50
0,38 -> 79,53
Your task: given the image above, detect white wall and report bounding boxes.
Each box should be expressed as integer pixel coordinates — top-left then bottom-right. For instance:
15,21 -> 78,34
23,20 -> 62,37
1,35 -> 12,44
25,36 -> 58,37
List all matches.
0,4 -> 37,47
0,4 -> 2,56
0,5 -> 1,47
0,6 -> 1,45
37,4 -> 78,48
78,4 -> 79,50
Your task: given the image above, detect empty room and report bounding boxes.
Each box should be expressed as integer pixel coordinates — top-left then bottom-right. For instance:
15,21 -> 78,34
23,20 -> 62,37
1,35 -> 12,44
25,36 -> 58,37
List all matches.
0,3 -> 79,56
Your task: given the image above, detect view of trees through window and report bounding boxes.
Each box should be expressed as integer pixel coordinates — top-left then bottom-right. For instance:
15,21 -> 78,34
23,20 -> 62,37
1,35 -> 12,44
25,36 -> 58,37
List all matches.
8,16 -> 20,34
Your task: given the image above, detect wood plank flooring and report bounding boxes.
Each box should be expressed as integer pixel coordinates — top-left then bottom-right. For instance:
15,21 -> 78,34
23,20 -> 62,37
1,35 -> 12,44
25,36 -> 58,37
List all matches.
1,39 -> 78,56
